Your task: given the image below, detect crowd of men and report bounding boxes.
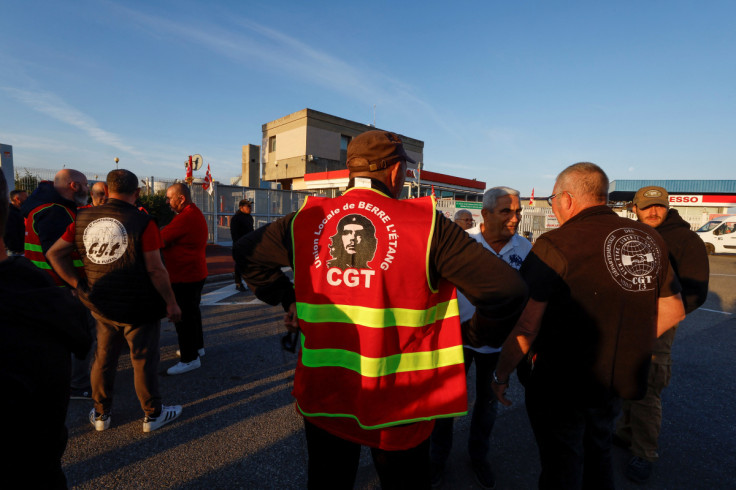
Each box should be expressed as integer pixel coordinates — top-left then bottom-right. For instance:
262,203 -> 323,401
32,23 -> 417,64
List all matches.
1,129 -> 710,489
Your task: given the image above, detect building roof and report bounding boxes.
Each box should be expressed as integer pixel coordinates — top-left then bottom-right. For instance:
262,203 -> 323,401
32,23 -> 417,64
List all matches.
610,180 -> 736,193
303,168 -> 486,192
420,170 -> 485,190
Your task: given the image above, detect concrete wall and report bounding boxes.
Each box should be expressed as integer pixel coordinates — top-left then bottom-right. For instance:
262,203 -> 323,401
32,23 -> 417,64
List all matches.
0,144 -> 14,191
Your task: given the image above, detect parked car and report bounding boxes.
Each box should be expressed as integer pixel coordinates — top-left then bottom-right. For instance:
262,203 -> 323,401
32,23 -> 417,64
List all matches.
697,216 -> 736,254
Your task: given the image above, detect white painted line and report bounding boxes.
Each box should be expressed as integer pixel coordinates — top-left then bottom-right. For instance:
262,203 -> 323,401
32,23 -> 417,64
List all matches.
211,299 -> 266,305
710,273 -> 736,277
699,308 -> 733,315
201,284 -> 244,305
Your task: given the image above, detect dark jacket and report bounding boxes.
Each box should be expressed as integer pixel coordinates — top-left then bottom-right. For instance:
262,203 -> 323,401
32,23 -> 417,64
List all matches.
230,211 -> 254,243
74,199 -> 166,324
521,205 -> 681,403
21,181 -> 77,253
0,256 -> 91,488
655,209 -> 709,314
3,205 -> 25,254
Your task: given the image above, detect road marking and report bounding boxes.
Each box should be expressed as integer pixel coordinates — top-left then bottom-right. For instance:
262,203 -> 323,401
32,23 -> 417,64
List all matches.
201,284 -> 262,305
699,308 -> 733,315
710,273 -> 736,277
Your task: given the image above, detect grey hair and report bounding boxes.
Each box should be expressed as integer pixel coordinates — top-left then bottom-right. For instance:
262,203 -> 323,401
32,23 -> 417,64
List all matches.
454,209 -> 472,220
556,162 -> 608,204
482,186 -> 520,211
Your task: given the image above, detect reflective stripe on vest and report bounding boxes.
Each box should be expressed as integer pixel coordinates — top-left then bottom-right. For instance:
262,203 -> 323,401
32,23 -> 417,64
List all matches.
24,202 -> 84,285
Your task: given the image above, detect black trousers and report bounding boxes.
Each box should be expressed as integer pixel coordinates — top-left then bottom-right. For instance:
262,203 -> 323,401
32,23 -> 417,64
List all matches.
171,279 -> 206,362
304,419 -> 431,490
525,382 -> 619,490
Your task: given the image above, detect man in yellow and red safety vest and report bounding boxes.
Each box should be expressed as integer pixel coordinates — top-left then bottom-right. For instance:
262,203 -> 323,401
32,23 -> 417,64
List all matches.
22,169 -> 93,400
234,130 -> 527,488
22,169 -> 89,286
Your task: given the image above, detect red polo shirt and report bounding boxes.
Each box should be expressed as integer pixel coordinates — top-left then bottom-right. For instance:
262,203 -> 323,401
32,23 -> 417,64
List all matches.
160,203 -> 208,283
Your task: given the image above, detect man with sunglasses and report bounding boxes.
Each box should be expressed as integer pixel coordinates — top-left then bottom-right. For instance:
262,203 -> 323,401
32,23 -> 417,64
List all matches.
491,162 -> 685,489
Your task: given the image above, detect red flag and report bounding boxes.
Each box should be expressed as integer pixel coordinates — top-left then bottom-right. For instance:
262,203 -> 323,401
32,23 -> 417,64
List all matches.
186,156 -> 193,182
202,164 -> 213,195
530,188 -> 535,206
431,184 -> 436,198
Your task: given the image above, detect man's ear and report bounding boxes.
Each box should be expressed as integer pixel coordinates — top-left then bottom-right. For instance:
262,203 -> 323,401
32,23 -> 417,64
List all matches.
388,161 -> 406,198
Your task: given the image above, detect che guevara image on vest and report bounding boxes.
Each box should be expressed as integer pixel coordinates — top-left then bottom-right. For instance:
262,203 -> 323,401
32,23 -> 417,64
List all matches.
327,214 -> 378,270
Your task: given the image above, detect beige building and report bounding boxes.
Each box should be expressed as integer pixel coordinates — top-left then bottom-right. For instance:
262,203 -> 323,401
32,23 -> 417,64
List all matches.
260,108 -> 424,190
239,144 -> 261,187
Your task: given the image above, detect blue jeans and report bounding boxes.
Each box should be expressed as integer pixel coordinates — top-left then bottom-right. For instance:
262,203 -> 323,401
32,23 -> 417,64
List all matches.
430,348 -> 499,465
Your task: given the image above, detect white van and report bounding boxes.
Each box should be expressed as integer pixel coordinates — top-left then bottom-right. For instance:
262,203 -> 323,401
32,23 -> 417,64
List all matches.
697,216 -> 736,254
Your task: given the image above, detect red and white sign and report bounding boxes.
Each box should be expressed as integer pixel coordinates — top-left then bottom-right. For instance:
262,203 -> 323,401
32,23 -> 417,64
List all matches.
669,195 -> 736,206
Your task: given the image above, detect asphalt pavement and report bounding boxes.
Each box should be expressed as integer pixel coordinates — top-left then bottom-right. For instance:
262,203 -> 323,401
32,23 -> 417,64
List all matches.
61,253 -> 736,489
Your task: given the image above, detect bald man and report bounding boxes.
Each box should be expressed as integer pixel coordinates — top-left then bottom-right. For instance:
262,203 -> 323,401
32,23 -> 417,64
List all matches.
90,182 -> 108,207
22,168 -> 93,399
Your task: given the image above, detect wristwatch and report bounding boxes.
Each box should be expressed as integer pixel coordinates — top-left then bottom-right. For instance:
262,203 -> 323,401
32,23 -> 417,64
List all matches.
493,370 -> 509,385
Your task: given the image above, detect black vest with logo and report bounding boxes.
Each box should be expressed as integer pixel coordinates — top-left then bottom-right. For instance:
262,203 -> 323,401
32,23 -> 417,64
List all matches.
74,199 -> 166,324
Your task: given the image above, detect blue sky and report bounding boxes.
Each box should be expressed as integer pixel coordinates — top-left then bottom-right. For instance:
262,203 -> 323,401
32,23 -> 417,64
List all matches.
2,0 -> 734,195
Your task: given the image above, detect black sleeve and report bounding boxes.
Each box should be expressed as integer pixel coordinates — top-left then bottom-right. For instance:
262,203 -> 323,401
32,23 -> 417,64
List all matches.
230,215 -> 243,243
672,234 -> 710,314
429,212 -> 528,347
4,208 -> 25,252
520,237 -> 567,303
232,213 -> 296,311
35,205 -> 75,254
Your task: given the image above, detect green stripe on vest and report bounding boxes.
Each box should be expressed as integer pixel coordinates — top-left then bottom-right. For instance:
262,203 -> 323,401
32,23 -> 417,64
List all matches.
301,339 -> 465,377
24,243 -> 43,252
28,259 -> 52,270
296,401 -> 467,430
296,300 -> 459,329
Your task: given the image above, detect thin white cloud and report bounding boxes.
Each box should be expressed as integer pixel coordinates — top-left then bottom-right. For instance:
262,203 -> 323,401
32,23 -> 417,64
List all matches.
2,87 -> 139,156
115,5 -> 458,136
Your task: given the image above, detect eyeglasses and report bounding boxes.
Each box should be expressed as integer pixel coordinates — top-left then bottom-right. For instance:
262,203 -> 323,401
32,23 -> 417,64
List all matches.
456,218 -> 476,226
547,191 -> 572,206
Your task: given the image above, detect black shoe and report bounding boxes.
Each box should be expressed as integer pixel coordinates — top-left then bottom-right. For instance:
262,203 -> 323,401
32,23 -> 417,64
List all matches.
70,389 -> 92,400
625,456 -> 652,483
430,462 -> 444,488
471,460 -> 496,489
612,432 -> 631,449
235,284 -> 247,292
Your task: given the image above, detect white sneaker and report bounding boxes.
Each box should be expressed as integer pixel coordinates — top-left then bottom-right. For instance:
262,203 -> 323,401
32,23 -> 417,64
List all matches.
176,348 -> 205,357
142,405 -> 182,433
89,408 -> 111,431
167,357 -> 201,375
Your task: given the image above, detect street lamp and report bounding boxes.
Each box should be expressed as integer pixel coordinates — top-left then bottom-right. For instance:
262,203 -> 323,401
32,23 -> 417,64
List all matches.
114,157 -> 119,169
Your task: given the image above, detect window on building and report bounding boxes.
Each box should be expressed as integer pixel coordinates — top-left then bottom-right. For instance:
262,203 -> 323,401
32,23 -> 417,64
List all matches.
268,136 -> 276,153
339,134 -> 351,165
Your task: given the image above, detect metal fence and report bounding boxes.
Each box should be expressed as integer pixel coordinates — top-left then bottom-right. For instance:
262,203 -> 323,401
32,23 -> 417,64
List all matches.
203,184 -> 309,244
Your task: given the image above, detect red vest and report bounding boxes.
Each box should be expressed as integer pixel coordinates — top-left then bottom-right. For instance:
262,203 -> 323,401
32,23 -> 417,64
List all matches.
24,203 -> 84,286
291,187 -> 467,446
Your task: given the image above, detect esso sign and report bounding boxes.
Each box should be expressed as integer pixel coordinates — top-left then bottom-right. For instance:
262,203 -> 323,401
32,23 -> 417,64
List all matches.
669,195 -> 702,205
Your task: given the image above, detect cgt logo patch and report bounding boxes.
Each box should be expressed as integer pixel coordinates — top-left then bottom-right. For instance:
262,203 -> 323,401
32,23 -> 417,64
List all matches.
604,228 -> 661,291
83,217 -> 128,265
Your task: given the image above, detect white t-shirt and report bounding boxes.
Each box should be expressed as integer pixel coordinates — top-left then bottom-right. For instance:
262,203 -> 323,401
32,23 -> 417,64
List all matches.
458,229 -> 532,353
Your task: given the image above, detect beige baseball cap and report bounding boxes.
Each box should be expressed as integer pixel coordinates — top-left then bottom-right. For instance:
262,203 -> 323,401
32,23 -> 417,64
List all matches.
633,186 -> 669,209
